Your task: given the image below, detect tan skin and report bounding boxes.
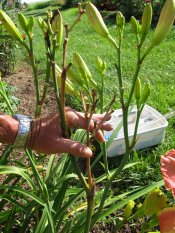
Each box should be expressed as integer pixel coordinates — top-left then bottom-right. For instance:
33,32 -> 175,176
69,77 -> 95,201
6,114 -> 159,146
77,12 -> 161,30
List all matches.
0,107 -> 112,158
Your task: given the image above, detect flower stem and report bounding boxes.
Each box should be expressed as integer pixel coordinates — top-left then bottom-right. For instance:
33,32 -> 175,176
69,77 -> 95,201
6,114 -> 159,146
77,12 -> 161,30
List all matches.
28,37 -> 40,117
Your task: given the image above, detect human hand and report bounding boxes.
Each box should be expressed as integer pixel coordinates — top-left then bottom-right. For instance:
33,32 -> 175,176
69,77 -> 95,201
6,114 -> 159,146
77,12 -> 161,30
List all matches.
26,107 -> 113,157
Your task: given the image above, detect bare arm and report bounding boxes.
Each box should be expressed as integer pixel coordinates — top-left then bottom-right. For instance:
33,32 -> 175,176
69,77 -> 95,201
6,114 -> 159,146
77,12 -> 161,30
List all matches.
0,114 -> 19,144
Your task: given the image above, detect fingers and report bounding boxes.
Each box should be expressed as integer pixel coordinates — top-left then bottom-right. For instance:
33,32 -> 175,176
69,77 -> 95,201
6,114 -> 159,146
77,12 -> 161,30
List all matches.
56,138 -> 93,158
94,130 -> 105,142
88,119 -> 113,132
92,112 -> 111,121
66,108 -> 113,132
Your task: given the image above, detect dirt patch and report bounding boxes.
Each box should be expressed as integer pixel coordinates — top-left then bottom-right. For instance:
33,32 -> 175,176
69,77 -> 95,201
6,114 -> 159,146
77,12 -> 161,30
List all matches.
4,64 -> 57,117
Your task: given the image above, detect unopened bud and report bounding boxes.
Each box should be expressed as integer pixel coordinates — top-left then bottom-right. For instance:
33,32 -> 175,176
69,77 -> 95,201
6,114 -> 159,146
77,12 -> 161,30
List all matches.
86,2 -> 117,48
123,200 -> 135,218
0,10 -> 23,43
18,13 -> 28,34
140,3 -> 152,45
152,0 -> 175,46
28,16 -> 34,32
37,17 -> 48,34
55,64 -> 80,98
141,80 -> 150,104
143,188 -> 166,216
134,78 -> 141,107
96,57 -> 106,73
86,2 -> 109,38
73,52 -> 92,82
116,11 -> 125,31
130,16 -> 140,35
51,9 -> 63,46
67,67 -> 84,86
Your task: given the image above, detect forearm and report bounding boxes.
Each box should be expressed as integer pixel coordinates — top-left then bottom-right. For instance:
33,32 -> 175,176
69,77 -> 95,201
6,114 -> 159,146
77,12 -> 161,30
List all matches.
0,113 -> 19,144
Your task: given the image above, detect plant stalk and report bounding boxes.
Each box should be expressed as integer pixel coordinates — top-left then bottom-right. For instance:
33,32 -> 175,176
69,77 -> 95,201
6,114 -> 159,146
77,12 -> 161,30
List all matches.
100,72 -> 110,177
28,37 -> 41,117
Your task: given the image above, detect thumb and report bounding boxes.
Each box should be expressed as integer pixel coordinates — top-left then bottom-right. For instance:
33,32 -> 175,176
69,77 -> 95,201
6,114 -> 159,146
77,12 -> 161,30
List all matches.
56,138 -> 93,158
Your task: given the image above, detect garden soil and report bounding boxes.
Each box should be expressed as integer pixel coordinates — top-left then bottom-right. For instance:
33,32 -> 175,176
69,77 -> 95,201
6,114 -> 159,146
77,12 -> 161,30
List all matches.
4,64 -> 57,116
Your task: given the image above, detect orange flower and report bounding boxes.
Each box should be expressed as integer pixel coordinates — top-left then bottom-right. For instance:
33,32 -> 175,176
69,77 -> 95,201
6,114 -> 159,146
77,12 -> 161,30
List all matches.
159,207 -> 175,233
160,149 -> 175,197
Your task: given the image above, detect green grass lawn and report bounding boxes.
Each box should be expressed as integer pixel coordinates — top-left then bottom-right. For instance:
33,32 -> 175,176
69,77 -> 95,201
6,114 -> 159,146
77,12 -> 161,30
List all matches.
16,7 -> 175,187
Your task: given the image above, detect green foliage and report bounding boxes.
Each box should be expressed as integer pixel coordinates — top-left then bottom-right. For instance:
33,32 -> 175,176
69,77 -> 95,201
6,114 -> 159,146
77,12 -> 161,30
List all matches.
0,1 -> 175,232
0,38 -> 16,75
26,0 -> 53,11
0,11 -> 17,75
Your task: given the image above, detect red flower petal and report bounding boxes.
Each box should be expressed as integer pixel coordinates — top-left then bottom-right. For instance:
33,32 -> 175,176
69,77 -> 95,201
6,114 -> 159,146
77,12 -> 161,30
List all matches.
161,149 -> 175,197
159,207 -> 175,233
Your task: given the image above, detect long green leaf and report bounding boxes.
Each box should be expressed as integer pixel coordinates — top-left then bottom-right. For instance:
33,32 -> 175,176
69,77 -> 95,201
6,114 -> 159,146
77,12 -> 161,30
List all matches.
0,186 -> 45,206
0,194 -> 26,211
20,202 -> 37,233
0,210 -> 11,224
4,205 -> 16,233
0,145 -> 13,165
52,174 -> 78,190
55,189 -> 84,232
45,154 -> 55,183
96,162 -> 140,183
34,208 -> 48,233
45,204 -> 56,233
25,149 -> 48,199
0,165 -> 35,189
97,180 -> 164,221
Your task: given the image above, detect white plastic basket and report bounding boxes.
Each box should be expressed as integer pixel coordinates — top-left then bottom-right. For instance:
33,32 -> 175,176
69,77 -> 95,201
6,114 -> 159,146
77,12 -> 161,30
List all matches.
104,105 -> 168,157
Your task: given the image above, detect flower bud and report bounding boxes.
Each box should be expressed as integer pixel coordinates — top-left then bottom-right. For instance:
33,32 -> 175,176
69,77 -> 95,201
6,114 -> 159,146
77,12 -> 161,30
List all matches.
55,64 -> 80,98
0,10 -> 23,43
37,17 -> 43,29
152,0 -> 175,47
73,52 -> 92,82
28,16 -> 34,32
67,67 -> 84,87
143,188 -> 167,216
51,9 -> 63,46
116,11 -> 125,31
96,57 -> 106,74
18,13 -> 28,34
141,80 -> 150,104
123,200 -> 135,218
37,17 -> 48,34
55,64 -> 84,87
86,2 -> 109,38
130,16 -> 140,35
140,3 -> 152,45
134,78 -> 141,107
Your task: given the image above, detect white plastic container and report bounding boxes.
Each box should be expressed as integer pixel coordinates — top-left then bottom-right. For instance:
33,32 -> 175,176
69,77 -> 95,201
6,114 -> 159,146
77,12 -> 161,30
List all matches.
104,105 -> 168,157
